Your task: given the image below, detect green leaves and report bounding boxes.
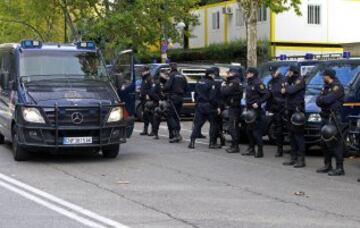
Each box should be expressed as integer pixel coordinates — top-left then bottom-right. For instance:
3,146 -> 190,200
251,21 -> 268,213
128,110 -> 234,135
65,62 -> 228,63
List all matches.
0,0 -> 199,58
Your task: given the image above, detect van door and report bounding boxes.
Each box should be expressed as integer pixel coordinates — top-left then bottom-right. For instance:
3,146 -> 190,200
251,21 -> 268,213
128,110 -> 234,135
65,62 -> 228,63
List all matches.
110,49 -> 136,117
0,50 -> 14,138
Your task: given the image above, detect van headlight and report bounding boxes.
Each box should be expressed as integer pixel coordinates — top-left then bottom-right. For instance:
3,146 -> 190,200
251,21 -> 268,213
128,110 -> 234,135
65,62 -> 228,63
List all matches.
22,107 -> 45,123
308,113 -> 322,123
107,107 -> 123,123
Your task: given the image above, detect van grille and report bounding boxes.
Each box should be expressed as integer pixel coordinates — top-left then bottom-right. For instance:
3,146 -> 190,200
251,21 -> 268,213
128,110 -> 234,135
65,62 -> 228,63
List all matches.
43,108 -> 110,126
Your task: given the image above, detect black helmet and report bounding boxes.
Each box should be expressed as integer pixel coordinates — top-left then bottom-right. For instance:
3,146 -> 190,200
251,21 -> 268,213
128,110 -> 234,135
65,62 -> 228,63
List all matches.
222,109 -> 229,120
290,112 -> 306,126
320,124 -> 338,142
154,106 -> 162,116
144,101 -> 154,112
159,101 -> 170,111
243,109 -> 257,124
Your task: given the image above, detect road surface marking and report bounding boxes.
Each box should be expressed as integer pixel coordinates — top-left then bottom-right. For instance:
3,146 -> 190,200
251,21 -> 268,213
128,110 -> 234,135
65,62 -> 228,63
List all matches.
0,173 -> 130,228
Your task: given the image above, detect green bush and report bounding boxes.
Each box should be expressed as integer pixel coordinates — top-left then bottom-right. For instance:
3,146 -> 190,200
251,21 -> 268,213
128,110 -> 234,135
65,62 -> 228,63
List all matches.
136,40 -> 269,65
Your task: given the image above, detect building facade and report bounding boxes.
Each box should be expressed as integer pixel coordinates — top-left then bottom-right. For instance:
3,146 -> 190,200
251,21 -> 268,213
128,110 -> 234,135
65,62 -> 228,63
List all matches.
189,0 -> 360,58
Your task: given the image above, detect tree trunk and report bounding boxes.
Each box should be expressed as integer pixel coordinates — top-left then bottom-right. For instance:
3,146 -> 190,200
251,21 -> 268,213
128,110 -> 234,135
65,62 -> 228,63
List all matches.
246,0 -> 258,67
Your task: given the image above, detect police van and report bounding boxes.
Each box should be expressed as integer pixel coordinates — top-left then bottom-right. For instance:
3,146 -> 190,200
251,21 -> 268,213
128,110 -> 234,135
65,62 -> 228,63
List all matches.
0,40 -> 135,161
305,57 -> 360,152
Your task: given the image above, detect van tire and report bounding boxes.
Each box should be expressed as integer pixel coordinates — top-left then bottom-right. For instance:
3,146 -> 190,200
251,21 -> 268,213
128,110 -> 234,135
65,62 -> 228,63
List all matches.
102,145 -> 120,158
0,133 -> 4,144
12,126 -> 30,161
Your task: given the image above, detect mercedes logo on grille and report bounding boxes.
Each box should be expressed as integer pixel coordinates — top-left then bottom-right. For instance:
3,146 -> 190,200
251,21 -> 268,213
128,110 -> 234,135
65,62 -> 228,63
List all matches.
71,112 -> 84,125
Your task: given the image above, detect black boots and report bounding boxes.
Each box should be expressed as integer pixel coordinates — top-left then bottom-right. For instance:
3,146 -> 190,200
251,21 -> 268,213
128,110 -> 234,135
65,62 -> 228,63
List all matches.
242,146 -> 255,156
328,163 -> 345,176
140,125 -> 148,136
220,135 -> 226,146
153,132 -> 159,140
170,130 -> 182,143
275,147 -> 283,157
226,144 -> 240,153
254,146 -> 263,158
188,138 -> 195,149
283,156 -> 305,168
294,157 -> 306,168
316,160 -> 333,173
209,142 -> 222,149
283,159 -> 296,166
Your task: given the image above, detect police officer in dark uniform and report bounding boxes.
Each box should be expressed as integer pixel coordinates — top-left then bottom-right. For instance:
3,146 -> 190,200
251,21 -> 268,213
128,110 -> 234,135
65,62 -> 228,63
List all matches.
211,66 -> 226,146
163,63 -> 188,143
266,66 -> 286,157
220,67 -> 243,153
242,67 -> 270,158
316,68 -> 345,176
188,68 -> 221,149
149,69 -> 168,140
139,66 -> 154,136
281,65 -> 306,168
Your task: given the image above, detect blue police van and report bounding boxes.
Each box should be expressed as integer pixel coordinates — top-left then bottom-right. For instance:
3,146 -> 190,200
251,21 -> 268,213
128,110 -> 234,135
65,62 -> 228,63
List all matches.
0,40 -> 135,161
304,58 -> 360,152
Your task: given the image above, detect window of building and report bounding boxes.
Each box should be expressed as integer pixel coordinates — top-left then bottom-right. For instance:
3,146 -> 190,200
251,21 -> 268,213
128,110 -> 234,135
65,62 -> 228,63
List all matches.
308,5 -> 321,25
212,11 -> 220,30
236,8 -> 245,27
257,5 -> 267,22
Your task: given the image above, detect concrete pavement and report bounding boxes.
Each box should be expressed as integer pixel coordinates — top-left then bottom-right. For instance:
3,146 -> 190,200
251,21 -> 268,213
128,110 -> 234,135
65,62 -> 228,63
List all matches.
0,121 -> 359,227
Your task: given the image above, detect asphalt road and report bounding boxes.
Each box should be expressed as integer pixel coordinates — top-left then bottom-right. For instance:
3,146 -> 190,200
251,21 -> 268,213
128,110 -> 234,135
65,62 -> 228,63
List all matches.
0,121 -> 360,228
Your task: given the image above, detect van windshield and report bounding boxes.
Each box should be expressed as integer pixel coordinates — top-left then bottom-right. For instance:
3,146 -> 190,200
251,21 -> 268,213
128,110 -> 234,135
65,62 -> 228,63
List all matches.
306,63 -> 360,94
19,51 -> 108,81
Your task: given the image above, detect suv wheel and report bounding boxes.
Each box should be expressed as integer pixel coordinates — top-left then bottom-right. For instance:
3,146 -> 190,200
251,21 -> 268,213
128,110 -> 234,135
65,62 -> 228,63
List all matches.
12,126 -> 30,161
102,145 -> 120,158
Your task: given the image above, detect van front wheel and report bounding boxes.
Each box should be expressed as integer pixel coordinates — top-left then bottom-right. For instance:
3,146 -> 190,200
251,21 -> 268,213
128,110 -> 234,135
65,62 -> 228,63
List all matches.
12,126 -> 30,161
102,145 -> 120,158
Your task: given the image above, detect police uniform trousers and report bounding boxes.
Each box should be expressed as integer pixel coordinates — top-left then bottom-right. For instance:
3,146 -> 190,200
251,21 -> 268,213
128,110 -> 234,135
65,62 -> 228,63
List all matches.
321,115 -> 344,164
215,112 -> 223,139
167,97 -> 183,132
152,102 -> 162,136
287,110 -> 305,161
246,109 -> 264,147
273,110 -> 285,148
228,107 -> 240,145
190,103 -> 218,142
142,101 -> 153,129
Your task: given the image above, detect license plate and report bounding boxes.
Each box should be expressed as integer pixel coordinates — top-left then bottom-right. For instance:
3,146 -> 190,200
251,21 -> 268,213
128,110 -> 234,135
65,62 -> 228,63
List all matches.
63,137 -> 92,145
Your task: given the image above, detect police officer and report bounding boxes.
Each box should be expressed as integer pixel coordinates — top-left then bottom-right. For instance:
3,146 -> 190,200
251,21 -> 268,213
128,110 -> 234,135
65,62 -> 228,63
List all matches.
281,65 -> 306,168
211,66 -> 226,146
163,63 -> 188,143
220,67 -> 243,153
242,67 -> 270,158
316,68 -> 345,176
188,68 -> 221,149
149,69 -> 168,140
139,66 -> 154,136
266,66 -> 286,157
